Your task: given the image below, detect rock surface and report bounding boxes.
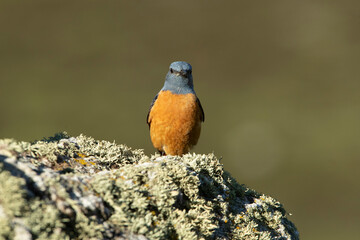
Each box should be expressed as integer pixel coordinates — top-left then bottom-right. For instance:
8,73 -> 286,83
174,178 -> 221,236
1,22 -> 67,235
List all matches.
0,133 -> 299,240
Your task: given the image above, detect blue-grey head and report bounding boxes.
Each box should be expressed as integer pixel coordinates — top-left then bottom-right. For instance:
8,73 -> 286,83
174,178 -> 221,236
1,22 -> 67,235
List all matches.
161,61 -> 195,94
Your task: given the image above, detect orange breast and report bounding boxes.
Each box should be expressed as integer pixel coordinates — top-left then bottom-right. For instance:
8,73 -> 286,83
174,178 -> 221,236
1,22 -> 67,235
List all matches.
148,91 -> 202,155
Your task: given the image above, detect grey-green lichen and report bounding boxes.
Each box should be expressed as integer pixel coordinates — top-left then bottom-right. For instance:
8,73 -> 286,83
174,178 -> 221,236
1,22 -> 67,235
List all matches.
0,133 -> 299,240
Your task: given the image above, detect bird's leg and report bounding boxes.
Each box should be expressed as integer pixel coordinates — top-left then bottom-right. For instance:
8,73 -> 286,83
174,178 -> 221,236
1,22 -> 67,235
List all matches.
158,150 -> 166,156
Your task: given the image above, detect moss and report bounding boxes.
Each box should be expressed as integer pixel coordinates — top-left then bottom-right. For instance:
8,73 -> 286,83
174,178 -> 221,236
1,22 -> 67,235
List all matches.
0,133 -> 299,240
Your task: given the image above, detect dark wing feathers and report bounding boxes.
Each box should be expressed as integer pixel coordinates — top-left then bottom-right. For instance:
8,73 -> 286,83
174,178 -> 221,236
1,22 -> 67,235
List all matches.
196,97 -> 205,122
146,93 -> 158,127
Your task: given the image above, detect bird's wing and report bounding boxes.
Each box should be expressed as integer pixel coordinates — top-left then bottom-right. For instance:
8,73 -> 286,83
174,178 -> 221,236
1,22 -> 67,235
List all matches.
196,97 -> 205,122
146,93 -> 159,127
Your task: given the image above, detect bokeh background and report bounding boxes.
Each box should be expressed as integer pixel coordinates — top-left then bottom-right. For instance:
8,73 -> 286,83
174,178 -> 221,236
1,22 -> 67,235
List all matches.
1,1 -> 359,239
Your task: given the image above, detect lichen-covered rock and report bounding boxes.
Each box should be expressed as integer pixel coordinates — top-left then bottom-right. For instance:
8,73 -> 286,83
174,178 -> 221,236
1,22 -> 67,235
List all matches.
0,133 -> 299,240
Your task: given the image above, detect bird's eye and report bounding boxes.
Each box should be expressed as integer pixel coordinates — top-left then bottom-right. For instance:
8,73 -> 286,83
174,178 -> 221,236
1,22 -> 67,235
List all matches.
170,68 -> 174,73
189,70 -> 192,74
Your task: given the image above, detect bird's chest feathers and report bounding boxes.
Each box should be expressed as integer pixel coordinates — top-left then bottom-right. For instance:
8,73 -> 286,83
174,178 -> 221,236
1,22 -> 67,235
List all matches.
151,91 -> 198,124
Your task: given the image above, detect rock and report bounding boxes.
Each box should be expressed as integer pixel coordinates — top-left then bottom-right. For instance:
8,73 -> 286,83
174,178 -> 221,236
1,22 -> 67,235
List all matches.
0,133 -> 299,239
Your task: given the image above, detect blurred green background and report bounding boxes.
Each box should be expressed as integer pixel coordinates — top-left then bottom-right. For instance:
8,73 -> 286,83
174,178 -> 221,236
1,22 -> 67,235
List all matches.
1,0 -> 359,239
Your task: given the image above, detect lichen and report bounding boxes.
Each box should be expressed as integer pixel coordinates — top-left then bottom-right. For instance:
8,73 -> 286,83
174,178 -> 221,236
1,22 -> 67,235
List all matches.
0,164 -> 28,218
26,201 -> 68,240
0,212 -> 13,240
0,133 -> 299,239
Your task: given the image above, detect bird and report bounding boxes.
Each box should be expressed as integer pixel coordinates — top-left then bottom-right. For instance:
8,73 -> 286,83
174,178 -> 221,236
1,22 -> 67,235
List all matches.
147,61 -> 204,156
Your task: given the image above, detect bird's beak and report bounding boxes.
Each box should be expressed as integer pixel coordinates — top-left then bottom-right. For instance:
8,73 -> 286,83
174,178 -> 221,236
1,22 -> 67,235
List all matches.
180,70 -> 187,77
